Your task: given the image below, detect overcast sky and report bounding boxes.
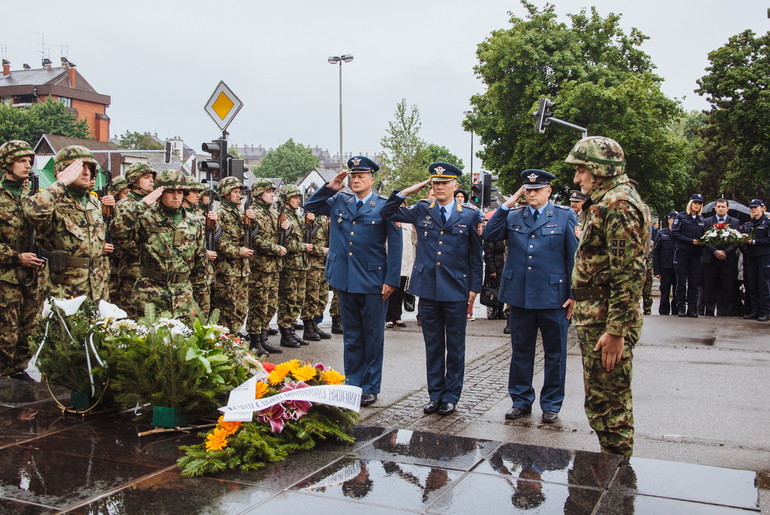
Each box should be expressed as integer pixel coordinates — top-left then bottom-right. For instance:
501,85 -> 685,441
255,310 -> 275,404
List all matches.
2,0 -> 768,171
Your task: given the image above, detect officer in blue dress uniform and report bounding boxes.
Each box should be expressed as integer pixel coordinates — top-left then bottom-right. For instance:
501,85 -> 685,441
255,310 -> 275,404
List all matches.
484,169 -> 578,423
672,194 -> 707,317
740,199 -> 770,321
652,212 -> 679,315
304,156 -> 402,406
380,162 -> 484,416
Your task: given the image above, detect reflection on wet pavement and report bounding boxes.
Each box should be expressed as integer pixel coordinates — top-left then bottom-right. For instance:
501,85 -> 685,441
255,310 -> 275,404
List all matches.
0,377 -> 760,513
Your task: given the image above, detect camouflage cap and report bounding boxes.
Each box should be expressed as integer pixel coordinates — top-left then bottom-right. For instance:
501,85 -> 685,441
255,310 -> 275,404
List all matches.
0,140 -> 35,169
281,185 -> 302,203
154,169 -> 188,189
564,136 -> 625,177
183,174 -> 205,193
124,162 -> 156,185
108,176 -> 129,195
54,145 -> 98,174
251,177 -> 276,196
217,176 -> 243,197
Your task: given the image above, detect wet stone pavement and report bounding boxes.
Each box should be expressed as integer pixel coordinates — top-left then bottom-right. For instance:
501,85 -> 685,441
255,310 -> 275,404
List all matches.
0,377 -> 761,514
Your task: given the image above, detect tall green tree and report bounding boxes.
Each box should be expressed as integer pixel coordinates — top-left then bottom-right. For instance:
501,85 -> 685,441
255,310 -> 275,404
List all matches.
0,97 -> 91,144
254,138 -> 319,184
465,1 -> 686,213
379,99 -> 427,195
695,29 -> 770,201
116,131 -> 164,150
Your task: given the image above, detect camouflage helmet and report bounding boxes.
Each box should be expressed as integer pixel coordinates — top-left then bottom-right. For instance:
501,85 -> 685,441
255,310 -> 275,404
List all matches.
108,176 -> 129,196
154,169 -> 188,189
564,136 -> 626,177
251,177 -> 275,197
0,140 -> 35,170
281,185 -> 302,203
183,174 -> 205,193
217,176 -> 243,197
54,145 -> 98,174
124,162 -> 156,186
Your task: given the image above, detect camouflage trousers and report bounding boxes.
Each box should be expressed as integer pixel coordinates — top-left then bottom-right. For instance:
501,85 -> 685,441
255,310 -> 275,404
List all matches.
278,269 -> 306,329
642,253 -> 653,313
212,274 -> 248,334
246,270 -> 279,334
301,267 -> 328,320
330,289 -> 340,317
0,280 -> 41,375
133,277 -> 201,324
576,322 -> 639,456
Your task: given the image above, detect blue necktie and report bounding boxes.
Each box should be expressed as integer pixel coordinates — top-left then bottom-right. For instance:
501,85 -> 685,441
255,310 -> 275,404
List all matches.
440,206 -> 447,223
356,200 -> 363,210
533,210 -> 540,222
718,218 -> 724,223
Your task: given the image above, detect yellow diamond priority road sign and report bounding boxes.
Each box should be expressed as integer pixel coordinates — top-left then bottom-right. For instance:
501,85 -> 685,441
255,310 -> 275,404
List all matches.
204,81 -> 244,131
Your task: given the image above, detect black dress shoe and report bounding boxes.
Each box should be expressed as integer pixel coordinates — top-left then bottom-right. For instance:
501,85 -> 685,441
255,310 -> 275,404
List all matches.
542,411 -> 559,423
505,407 -> 531,420
758,314 -> 770,322
743,312 -> 759,320
438,402 -> 456,416
503,324 -> 511,335
360,393 -> 377,406
686,311 -> 698,318
423,400 -> 440,414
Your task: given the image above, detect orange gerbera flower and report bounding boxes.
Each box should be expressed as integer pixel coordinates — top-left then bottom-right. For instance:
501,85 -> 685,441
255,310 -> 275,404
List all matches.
255,381 -> 269,399
321,369 -> 345,385
205,427 -> 229,452
292,365 -> 317,382
216,416 -> 242,436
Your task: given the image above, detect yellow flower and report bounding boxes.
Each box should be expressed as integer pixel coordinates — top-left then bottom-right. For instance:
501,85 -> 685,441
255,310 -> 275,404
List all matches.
292,365 -> 317,382
268,359 -> 300,385
216,416 -> 242,436
321,368 -> 345,385
205,427 -> 229,452
254,381 -> 269,399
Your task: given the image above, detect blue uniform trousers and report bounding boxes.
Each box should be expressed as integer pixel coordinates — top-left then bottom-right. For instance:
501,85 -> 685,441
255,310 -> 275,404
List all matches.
419,298 -> 467,404
674,250 -> 702,312
338,291 -> 387,395
509,306 -> 569,412
744,254 -> 770,316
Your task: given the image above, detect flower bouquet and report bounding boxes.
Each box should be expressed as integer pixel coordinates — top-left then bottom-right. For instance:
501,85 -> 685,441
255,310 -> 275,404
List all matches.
177,359 -> 360,477
103,310 -> 252,426
699,222 -> 750,247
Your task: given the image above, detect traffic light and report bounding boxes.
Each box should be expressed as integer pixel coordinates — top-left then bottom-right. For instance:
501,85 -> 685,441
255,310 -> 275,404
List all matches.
228,157 -> 248,181
482,172 -> 498,208
533,97 -> 556,133
471,181 -> 482,206
199,139 -> 227,178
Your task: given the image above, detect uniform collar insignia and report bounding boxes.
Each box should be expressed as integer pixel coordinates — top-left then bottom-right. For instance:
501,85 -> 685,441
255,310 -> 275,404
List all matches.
369,200 -> 376,207
528,173 -> 538,182
546,210 -> 553,216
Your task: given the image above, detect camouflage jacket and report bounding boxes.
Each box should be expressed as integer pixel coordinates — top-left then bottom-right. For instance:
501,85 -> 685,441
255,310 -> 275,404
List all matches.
23,181 -> 111,300
306,215 -> 329,270
111,203 -> 208,300
214,201 -> 249,278
251,202 -> 284,273
282,208 -> 308,271
110,193 -> 144,280
0,180 -> 34,285
571,174 -> 650,336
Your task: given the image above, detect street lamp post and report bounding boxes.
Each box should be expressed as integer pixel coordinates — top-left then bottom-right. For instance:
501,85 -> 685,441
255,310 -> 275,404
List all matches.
328,54 -> 354,170
463,110 -> 475,181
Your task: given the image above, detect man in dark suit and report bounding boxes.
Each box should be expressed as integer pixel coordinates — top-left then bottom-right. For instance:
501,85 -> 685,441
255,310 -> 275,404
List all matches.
304,156 -> 402,406
484,169 -> 579,424
701,198 -> 741,316
652,212 -> 679,315
380,162 -> 483,416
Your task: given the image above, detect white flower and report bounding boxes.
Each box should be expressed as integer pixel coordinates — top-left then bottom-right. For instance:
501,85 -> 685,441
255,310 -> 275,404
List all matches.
109,319 -> 141,333
41,296 -> 87,318
205,324 -> 229,336
154,317 -> 192,337
98,300 -> 127,321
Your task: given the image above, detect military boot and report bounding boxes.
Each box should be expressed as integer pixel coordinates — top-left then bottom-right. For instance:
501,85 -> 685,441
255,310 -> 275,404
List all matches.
267,327 -> 278,336
302,319 -> 321,341
249,333 -> 269,356
331,315 -> 343,334
290,329 -> 310,346
260,330 -> 283,354
312,320 -> 332,339
279,327 -> 301,348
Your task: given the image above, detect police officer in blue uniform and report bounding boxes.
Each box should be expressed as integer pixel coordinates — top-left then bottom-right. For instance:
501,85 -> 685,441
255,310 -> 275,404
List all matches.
652,212 -> 679,315
380,162 -> 483,416
484,170 -> 578,424
671,194 -> 706,317
305,156 -> 402,406
740,199 -> 770,321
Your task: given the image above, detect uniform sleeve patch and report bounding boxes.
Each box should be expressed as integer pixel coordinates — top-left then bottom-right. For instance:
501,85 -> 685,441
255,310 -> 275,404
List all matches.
610,239 -> 627,257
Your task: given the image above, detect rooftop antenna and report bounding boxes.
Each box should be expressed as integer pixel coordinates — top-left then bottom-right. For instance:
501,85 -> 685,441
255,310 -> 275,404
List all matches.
0,45 -> 6,59
38,33 -> 45,58
59,44 -> 68,59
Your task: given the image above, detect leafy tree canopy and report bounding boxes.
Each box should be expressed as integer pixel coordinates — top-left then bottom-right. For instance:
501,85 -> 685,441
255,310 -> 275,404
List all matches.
254,138 -> 319,184
116,131 -> 163,150
465,1 -> 687,214
0,97 -> 91,144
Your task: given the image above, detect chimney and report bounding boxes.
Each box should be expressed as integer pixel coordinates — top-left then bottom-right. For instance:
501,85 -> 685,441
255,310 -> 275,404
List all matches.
42,58 -> 52,68
68,64 -> 76,88
22,63 -> 30,70
2,59 -> 9,76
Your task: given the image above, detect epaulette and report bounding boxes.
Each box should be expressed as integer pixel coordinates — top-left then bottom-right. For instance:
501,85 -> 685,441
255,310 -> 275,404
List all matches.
462,202 -> 478,211
377,194 -> 388,200
417,198 -> 432,203
510,205 -> 525,210
337,191 -> 353,197
555,204 -> 571,211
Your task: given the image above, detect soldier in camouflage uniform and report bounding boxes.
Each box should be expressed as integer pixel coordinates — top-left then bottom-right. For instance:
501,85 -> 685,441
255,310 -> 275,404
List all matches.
211,177 -> 252,333
107,175 -> 130,302
0,141 -> 45,378
301,212 -> 332,341
24,145 -> 114,301
245,178 -> 285,355
182,175 -> 218,318
111,170 -> 208,322
567,136 -> 650,456
277,185 -> 313,347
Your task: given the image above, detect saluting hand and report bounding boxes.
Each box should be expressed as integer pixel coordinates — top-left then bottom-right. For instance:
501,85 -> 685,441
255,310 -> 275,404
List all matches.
327,171 -> 348,191
502,185 -> 526,208
57,159 -> 84,186
143,186 -> 164,205
400,178 -> 431,197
